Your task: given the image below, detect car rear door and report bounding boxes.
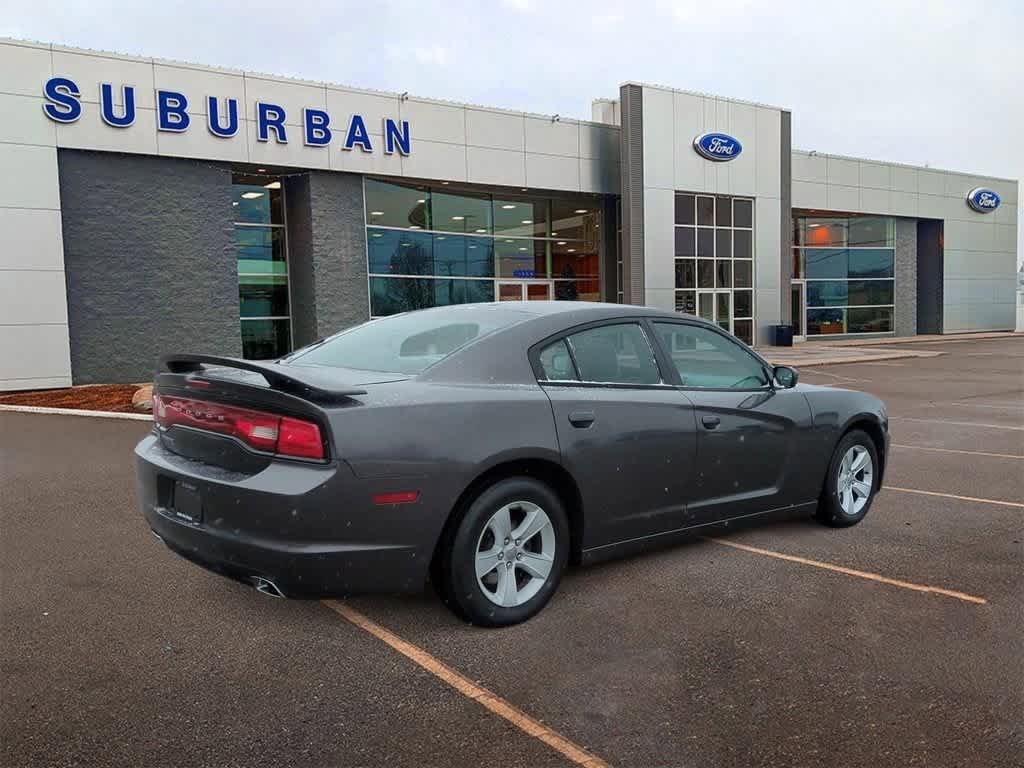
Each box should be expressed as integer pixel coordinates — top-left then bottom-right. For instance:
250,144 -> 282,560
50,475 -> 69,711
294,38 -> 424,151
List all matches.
532,320 -> 699,550
649,320 -> 815,524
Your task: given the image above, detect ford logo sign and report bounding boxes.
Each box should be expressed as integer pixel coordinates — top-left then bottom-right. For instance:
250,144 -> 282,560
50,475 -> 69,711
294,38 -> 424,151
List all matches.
693,132 -> 742,162
966,187 -> 1000,213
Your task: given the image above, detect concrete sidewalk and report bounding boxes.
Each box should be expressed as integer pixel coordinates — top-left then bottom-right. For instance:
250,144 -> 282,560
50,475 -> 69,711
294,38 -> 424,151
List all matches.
757,330 -> 1020,367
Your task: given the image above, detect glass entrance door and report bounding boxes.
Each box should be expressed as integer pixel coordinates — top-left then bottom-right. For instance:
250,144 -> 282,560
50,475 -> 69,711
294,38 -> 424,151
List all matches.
697,289 -> 733,334
790,281 -> 806,342
497,281 -> 553,301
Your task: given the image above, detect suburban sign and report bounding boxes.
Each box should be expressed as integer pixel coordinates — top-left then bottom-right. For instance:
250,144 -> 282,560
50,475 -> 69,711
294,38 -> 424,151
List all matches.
693,132 -> 742,162
41,76 -> 412,155
966,187 -> 1001,213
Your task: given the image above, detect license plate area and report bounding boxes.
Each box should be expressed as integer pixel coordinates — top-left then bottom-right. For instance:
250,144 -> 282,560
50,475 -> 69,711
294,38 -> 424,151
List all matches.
170,480 -> 203,523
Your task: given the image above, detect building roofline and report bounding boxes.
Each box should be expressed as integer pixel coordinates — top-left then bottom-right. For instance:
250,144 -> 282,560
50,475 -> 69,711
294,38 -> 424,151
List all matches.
620,80 -> 789,113
792,148 -> 1019,185
1,36 -> 617,130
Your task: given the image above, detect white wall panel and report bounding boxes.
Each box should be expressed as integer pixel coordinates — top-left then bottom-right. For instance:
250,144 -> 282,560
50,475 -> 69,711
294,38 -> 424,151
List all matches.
859,162 -> 891,190
525,117 -> 578,156
826,157 -> 858,187
755,198 -> 781,291
398,99 -> 465,144
51,49 -> 157,109
242,75 -> 326,127
891,166 -> 918,193
579,158 -> 617,194
826,184 -> 859,211
0,93 -> 56,146
792,180 -> 827,208
643,188 -> 674,292
0,324 -> 72,387
0,41 -> 52,97
0,270 -> 68,324
466,146 -> 525,187
326,88 -> 402,140
859,187 -> 891,215
56,103 -> 159,155
0,144 -> 60,209
641,87 -> 674,191
752,107 -> 778,198
525,153 -> 579,191
0,208 -> 63,269
158,118 -> 249,162
334,143 -> 404,175
579,124 -> 617,160
244,117 -> 329,170
917,169 -> 946,196
465,109 -> 524,152
791,152 -> 827,183
153,63 -> 245,117
671,91 -> 706,192
401,138 -> 467,182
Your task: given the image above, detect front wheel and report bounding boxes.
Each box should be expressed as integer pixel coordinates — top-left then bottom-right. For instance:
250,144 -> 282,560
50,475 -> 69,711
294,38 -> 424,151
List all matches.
815,430 -> 879,527
440,477 -> 569,627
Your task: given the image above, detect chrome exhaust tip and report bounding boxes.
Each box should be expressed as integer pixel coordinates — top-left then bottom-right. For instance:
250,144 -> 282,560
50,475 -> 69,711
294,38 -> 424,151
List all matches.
252,576 -> 286,598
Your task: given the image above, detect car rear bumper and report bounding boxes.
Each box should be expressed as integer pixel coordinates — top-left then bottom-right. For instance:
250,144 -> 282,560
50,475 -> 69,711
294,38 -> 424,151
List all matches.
135,433 -> 433,597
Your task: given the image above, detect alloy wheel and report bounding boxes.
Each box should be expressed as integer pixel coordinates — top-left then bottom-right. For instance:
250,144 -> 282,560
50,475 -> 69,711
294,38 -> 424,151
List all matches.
475,501 -> 556,607
837,445 -> 873,516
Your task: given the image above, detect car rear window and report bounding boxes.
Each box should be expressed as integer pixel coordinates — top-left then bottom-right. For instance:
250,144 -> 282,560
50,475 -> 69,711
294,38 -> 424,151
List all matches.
284,305 -> 529,374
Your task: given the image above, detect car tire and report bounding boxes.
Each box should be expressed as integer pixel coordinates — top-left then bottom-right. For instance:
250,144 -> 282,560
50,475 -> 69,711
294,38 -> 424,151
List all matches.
815,429 -> 879,528
439,477 -> 569,627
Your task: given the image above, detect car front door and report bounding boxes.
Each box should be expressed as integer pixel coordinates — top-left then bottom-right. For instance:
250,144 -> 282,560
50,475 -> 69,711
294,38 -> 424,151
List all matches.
533,321 -> 699,550
649,320 -> 815,524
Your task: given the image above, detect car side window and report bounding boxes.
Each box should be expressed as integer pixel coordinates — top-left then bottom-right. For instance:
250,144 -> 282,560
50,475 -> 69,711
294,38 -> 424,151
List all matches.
537,339 -> 578,381
652,322 -> 769,389
564,323 -> 661,385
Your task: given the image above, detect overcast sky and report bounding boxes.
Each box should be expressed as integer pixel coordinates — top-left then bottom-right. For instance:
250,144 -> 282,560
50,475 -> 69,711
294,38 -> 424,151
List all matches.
4,0 -> 1021,265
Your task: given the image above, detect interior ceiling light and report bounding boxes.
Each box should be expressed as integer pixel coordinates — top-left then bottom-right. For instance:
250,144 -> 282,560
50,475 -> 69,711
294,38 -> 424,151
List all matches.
451,215 -> 465,221
568,248 -> 576,253
441,181 -> 449,185
501,204 -> 516,210
574,209 -> 588,214
416,198 -> 426,204
475,228 -> 487,233
263,181 -> 281,189
241,192 -> 264,199
557,241 -> 567,245
518,247 -> 527,252
808,223 -> 821,228
257,168 -> 267,172
437,236 -> 446,240
370,211 -> 384,216
521,220 -> 532,224
505,239 -> 514,243
551,232 -> 558,236
409,225 -> 421,229
371,233 -> 382,238
231,201 -> 238,206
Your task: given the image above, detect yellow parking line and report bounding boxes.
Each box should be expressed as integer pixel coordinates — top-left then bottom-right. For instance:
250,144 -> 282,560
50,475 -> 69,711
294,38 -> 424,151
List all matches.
892,444 -> 1023,460
705,538 -> 987,605
890,416 -> 1024,432
885,486 -> 1024,509
322,600 -> 610,768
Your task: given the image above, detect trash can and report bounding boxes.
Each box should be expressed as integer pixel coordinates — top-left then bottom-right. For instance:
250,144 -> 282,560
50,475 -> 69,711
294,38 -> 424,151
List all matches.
771,324 -> 794,347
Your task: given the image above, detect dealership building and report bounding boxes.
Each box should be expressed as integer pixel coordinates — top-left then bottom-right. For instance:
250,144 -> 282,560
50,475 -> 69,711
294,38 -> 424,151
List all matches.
0,38 -> 1019,390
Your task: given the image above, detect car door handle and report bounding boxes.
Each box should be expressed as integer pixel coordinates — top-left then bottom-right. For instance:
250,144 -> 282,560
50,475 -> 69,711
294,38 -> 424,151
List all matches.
568,410 -> 595,428
701,415 -> 721,429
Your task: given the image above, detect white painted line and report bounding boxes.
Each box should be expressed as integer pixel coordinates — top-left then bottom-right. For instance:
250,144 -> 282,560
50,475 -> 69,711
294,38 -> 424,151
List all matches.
0,404 -> 152,421
885,486 -> 1024,509
890,416 -> 1024,432
953,402 -> 1024,411
892,444 -> 1023,460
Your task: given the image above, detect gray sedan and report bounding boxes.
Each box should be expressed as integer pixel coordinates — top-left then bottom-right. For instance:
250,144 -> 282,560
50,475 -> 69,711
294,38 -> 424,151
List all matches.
135,302 -> 888,626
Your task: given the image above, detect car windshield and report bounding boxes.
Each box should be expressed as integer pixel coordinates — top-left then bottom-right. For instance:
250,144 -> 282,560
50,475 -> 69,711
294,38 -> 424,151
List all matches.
284,304 -> 529,374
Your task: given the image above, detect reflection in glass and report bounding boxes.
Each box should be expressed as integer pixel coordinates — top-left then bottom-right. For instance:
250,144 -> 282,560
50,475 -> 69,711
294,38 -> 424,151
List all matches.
364,179 -> 430,229
848,307 -> 893,333
494,197 -> 548,237
734,290 -> 753,318
675,290 -> 696,314
733,319 -> 752,345
807,308 -> 845,335
432,190 -> 492,234
697,196 -> 714,226
495,239 -> 548,279
675,227 -> 696,258
804,249 -> 894,279
733,199 -> 753,228
716,292 -> 731,332
697,228 -> 714,259
734,260 -> 752,288
239,274 -> 289,317
716,229 -> 731,259
675,194 -> 695,225
236,227 -> 286,274
241,318 -> 291,360
675,259 -> 695,289
233,180 -> 283,225
370,276 -> 494,315
716,197 -> 731,227
733,229 -> 752,259
697,260 -> 714,288
716,260 -> 732,289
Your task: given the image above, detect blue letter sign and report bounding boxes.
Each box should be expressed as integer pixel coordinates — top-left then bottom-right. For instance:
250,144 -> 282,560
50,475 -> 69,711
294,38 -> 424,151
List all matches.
693,132 -> 742,162
966,187 -> 1000,213
42,77 -> 82,123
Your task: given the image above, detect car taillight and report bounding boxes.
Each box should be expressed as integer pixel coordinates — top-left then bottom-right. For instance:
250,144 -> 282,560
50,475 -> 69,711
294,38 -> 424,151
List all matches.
152,393 -> 325,460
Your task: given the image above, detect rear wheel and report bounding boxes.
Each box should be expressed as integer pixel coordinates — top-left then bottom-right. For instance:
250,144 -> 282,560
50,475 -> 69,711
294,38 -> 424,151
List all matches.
816,429 -> 878,527
440,477 -> 568,627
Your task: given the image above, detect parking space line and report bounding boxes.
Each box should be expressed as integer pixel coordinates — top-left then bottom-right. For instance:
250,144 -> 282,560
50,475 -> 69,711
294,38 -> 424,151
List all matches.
892,444 -> 1023,460
322,600 -> 611,768
885,486 -> 1024,509
890,416 -> 1024,431
705,538 -> 987,604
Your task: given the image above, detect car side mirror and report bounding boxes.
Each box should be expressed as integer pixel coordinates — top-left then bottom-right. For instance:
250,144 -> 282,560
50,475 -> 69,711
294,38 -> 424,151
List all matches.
773,365 -> 799,389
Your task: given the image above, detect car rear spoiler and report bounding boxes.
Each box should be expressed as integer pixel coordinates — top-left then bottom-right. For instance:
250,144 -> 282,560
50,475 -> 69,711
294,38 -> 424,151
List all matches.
160,354 -> 368,403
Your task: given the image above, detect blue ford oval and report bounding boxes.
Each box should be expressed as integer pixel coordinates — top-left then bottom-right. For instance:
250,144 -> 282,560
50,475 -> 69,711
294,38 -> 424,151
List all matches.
966,187 -> 1001,213
694,132 -> 743,162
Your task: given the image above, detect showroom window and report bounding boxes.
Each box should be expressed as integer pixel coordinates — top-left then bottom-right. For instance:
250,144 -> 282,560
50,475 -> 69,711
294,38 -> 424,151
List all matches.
673,193 -> 754,345
233,173 -> 291,359
792,215 -> 895,335
364,179 -> 603,316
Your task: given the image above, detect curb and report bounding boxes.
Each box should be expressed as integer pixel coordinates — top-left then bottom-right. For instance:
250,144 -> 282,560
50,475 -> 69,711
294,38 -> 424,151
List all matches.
763,350 -> 945,368
0,404 -> 153,421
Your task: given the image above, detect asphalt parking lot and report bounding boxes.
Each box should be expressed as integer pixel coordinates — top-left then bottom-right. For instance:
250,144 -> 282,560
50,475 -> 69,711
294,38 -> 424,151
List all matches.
2,337 -> 1021,768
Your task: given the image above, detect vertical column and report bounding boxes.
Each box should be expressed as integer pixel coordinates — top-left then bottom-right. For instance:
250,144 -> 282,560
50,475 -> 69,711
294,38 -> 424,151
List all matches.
618,84 -> 644,305
0,41 -> 72,390
894,218 -> 918,336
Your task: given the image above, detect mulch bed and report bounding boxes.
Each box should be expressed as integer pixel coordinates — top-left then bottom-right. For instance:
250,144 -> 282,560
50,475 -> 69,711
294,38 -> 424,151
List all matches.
0,384 -> 145,414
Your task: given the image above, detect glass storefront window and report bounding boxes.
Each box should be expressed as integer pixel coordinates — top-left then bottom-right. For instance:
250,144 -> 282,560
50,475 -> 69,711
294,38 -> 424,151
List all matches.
234,173 -> 290,360
364,179 -> 430,230
673,192 -> 755,344
365,179 -> 604,313
795,213 -> 896,336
